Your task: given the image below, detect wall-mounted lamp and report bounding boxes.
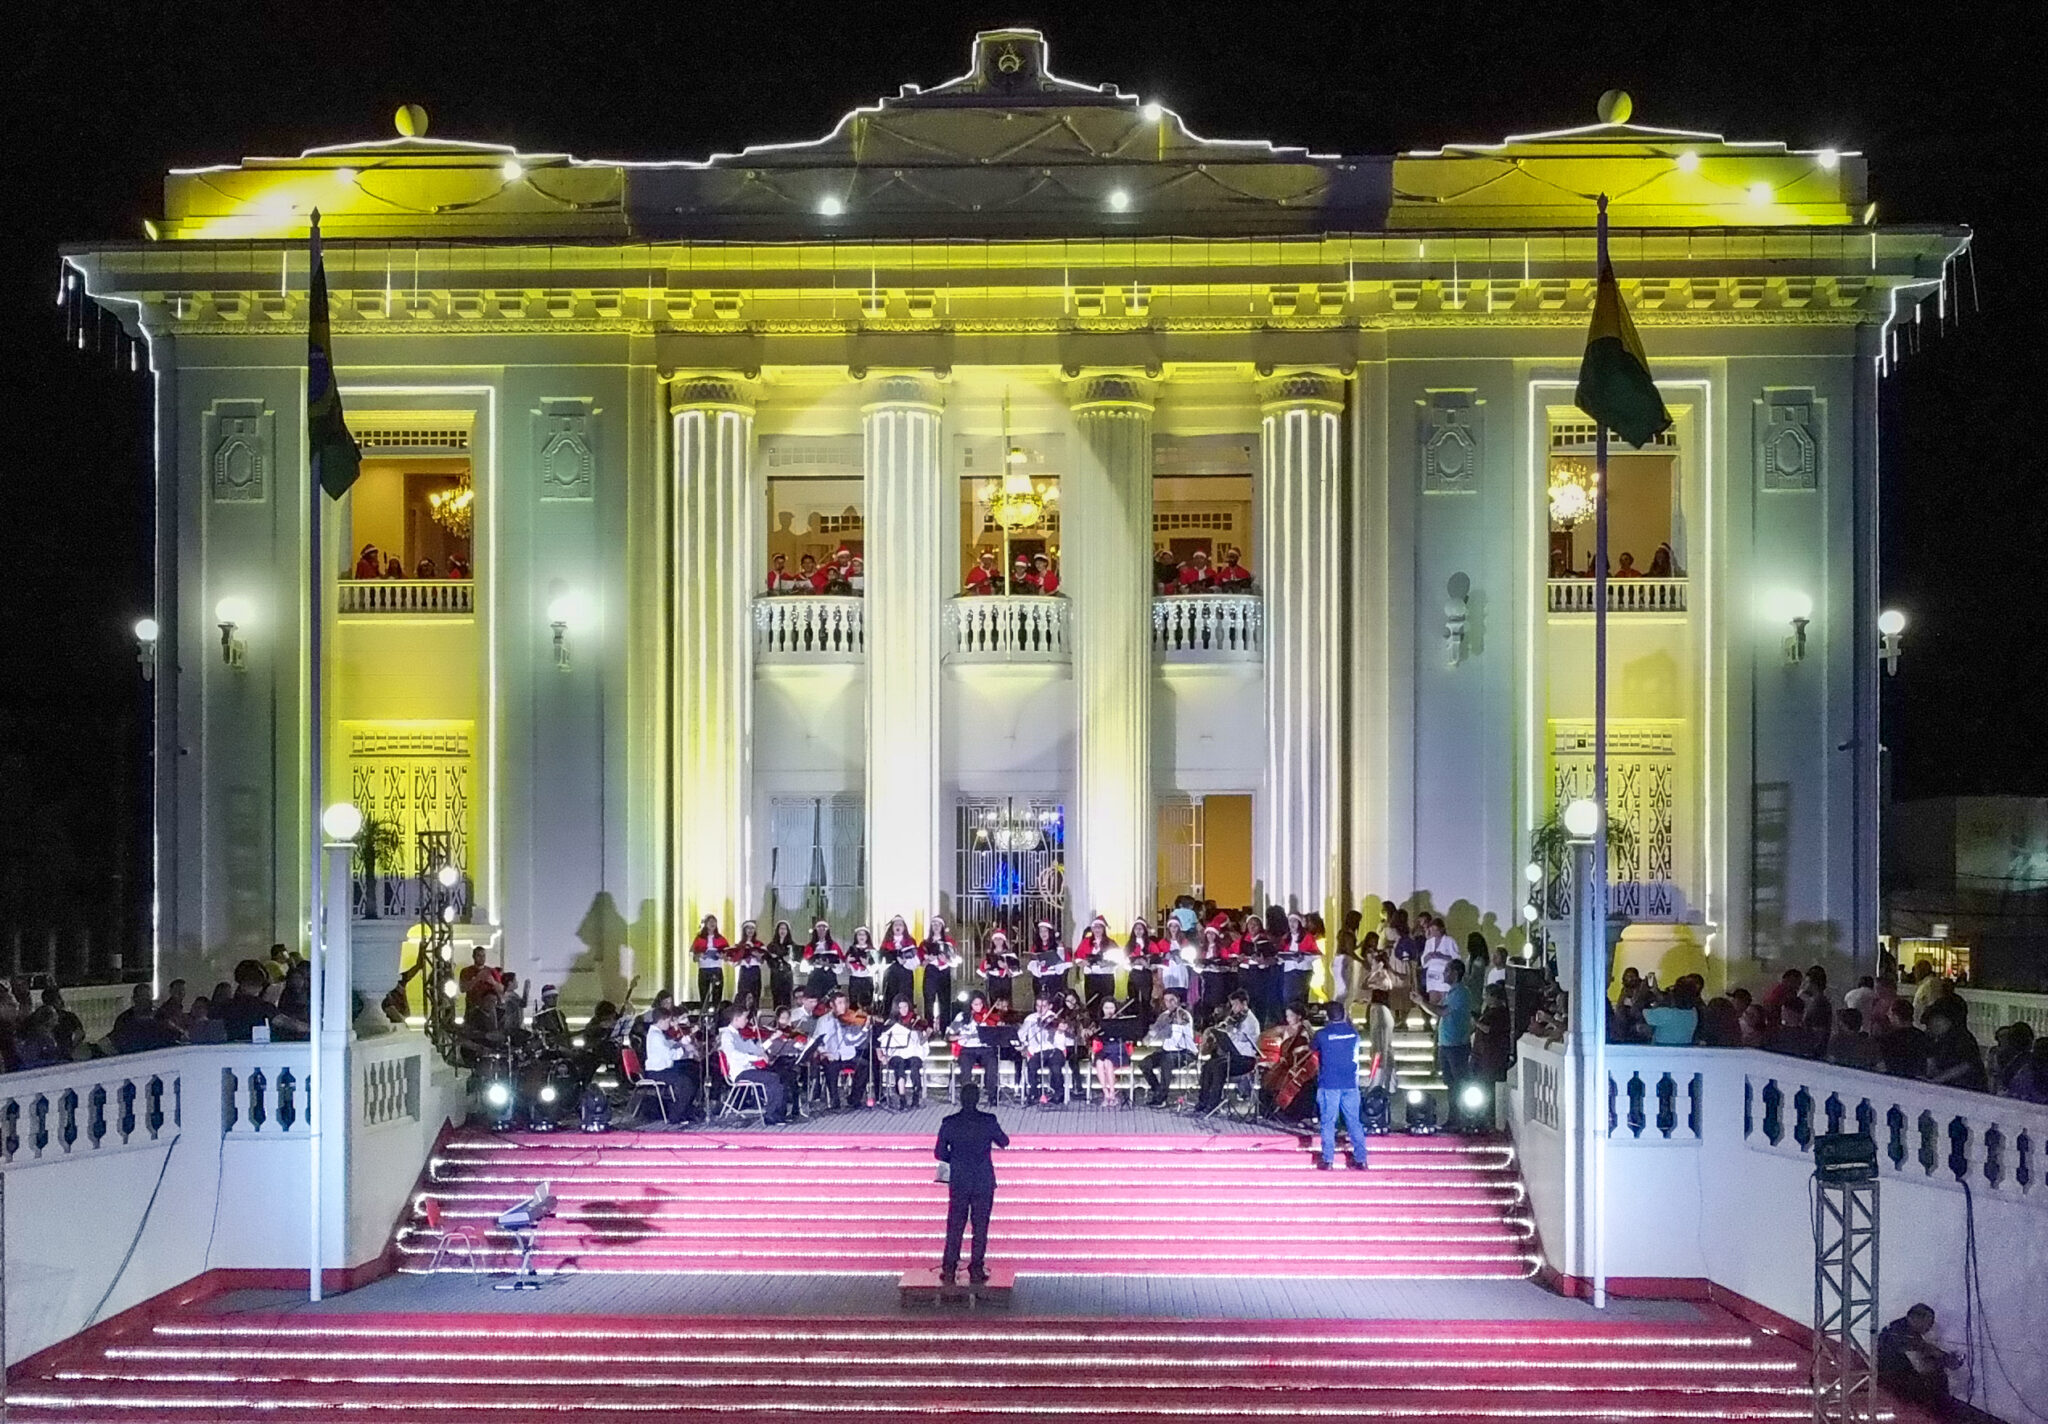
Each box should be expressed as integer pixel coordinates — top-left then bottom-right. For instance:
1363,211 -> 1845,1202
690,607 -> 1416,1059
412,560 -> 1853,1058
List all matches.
547,592 -> 588,671
214,596 -> 251,669
1444,572 -> 1472,667
133,617 -> 159,682
320,801 -> 363,845
1878,608 -> 1907,675
1766,590 -> 1812,665
1562,796 -> 1602,841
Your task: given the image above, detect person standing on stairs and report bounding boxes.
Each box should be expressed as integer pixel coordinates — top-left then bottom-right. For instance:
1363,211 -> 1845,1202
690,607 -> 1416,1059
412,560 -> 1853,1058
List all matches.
1312,1004 -> 1369,1170
934,1079 -> 1010,1285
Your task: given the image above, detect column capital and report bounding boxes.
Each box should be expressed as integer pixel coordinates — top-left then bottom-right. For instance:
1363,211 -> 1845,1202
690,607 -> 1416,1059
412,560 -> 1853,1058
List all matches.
667,371 -> 758,415
1064,370 -> 1157,413
859,371 -> 946,414
1256,367 -> 1347,412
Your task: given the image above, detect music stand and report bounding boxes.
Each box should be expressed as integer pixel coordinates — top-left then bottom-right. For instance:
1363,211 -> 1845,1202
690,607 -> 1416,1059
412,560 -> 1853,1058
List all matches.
493,1180 -> 558,1291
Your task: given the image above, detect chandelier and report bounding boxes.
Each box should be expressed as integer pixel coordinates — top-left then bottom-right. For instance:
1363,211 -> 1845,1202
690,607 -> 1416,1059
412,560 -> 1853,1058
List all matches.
428,473 -> 475,539
982,393 -> 1057,531
1547,460 -> 1598,529
979,804 -> 1056,853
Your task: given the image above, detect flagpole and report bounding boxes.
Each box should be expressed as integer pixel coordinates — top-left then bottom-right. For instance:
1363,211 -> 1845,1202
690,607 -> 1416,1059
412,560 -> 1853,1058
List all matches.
1590,192 -> 1612,1311
306,210 -> 325,1305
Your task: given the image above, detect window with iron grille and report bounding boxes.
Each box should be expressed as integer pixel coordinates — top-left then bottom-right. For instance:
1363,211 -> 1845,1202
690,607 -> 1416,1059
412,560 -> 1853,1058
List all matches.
954,798 -> 1064,938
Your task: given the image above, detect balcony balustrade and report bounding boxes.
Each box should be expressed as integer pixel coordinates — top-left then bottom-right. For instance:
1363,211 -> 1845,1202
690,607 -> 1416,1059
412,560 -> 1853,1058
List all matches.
1153,593 -> 1261,659
339,578 -> 475,616
1547,577 -> 1687,614
946,594 -> 1069,662
753,595 -> 866,661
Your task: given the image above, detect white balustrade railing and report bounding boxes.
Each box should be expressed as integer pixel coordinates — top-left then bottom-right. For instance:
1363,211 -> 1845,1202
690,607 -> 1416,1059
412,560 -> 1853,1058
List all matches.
338,578 -> 475,615
1,1052 -> 183,1164
946,595 -> 1069,660
753,594 -> 865,660
1546,577 -> 1687,613
1959,986 -> 2048,1039
1153,594 -> 1261,657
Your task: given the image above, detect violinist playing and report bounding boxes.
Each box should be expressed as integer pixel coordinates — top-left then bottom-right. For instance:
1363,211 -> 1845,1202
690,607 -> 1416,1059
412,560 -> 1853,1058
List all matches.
717,1002 -> 791,1124
1193,990 -> 1260,1115
948,990 -> 1000,1098
877,997 -> 930,1109
1089,996 -> 1141,1107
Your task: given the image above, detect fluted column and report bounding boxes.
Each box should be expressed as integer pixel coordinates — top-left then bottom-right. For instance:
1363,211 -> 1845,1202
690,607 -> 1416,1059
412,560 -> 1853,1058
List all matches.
862,373 -> 946,925
1257,369 -> 1348,916
672,374 -> 757,990
1065,372 -> 1158,932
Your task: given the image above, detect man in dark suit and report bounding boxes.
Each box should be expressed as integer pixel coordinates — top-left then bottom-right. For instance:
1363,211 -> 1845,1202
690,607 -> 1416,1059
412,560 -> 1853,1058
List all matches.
933,1080 -> 1010,1284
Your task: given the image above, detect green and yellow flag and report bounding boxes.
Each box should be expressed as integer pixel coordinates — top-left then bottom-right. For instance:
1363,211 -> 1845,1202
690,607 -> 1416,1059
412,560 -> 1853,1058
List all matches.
1574,260 -> 1672,449
308,209 -> 361,500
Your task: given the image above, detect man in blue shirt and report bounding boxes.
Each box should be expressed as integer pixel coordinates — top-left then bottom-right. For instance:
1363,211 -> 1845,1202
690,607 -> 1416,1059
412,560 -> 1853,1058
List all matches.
1436,960 -> 1475,1089
1311,1007 -> 1369,1170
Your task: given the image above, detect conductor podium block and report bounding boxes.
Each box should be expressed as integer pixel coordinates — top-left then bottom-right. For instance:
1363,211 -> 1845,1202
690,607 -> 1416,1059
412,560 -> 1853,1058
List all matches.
900,1266 -> 1016,1307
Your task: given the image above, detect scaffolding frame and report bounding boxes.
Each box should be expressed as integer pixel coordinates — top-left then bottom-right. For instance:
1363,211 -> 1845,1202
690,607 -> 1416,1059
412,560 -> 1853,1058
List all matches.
1811,1169 -> 1880,1423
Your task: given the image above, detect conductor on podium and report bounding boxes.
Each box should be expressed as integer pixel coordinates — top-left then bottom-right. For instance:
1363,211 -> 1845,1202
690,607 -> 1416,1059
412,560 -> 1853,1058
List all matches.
933,1080 -> 1009,1284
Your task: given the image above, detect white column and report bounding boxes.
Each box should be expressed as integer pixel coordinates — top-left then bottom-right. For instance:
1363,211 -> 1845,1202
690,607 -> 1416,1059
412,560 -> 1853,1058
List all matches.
1256,369 -> 1347,916
1065,372 -> 1157,932
862,373 -> 946,925
672,374 -> 757,992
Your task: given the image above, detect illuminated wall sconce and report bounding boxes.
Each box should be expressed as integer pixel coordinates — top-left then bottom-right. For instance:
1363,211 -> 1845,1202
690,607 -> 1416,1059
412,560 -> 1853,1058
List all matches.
547,592 -> 589,671
1443,573 -> 1471,666
1766,590 -> 1812,665
133,617 -> 159,681
214,596 -> 251,669
1878,608 -> 1907,675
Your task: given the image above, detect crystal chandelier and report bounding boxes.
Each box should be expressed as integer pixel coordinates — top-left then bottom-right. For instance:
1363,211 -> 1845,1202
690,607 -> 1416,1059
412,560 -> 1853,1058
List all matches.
1547,460 -> 1598,529
428,473 -> 475,539
982,393 -> 1056,531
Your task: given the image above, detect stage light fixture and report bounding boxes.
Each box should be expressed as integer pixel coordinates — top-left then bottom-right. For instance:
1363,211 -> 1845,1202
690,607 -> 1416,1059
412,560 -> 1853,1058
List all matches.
1404,1087 -> 1438,1135
438,864 -> 460,888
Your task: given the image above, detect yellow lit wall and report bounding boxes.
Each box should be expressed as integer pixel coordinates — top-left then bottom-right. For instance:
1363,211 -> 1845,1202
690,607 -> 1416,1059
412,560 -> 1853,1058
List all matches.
1204,794 -> 1254,909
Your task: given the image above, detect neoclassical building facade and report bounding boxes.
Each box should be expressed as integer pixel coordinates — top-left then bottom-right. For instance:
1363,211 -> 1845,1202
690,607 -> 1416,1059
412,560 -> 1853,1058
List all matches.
70,30 -> 1963,1004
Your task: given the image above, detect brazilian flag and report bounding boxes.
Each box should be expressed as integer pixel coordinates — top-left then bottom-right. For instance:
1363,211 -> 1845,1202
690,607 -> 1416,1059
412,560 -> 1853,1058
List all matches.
307,210 -> 361,499
1574,260 -> 1672,450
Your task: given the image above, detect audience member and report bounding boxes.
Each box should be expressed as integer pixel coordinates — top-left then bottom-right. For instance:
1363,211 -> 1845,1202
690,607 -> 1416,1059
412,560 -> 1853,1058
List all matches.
2005,1036 -> 2048,1104
1642,980 -> 1701,1045
1921,1000 -> 1987,1091
40,987 -> 84,1060
1876,999 -> 1931,1078
1698,996 -> 1740,1046
1876,1304 -> 1962,1417
184,994 -> 227,1044
1989,1022 -> 2035,1093
1825,1008 -> 1881,1070
1760,968 -> 1804,1015
13,1007 -> 64,1068
110,983 -> 181,1054
219,959 -> 281,1042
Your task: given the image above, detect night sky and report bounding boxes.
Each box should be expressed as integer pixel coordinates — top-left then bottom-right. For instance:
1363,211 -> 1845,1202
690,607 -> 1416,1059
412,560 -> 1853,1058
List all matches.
4,0 -> 2037,958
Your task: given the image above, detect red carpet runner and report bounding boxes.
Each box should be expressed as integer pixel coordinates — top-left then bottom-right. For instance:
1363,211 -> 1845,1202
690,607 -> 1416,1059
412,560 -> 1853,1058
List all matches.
10,1312 -> 1818,1420
394,1130 -> 1540,1278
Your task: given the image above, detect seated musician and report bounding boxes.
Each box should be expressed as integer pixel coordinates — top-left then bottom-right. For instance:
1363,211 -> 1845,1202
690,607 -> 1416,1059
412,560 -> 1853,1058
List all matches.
1089,996 -> 1141,1107
1194,991 -> 1262,1114
528,983 -> 571,1054
948,991 -> 1000,1096
717,1003 -> 791,1123
878,998 -> 929,1108
806,988 -> 871,1110
640,1001 -> 702,1125
1019,999 -> 1073,1107
1139,988 -> 1198,1107
1257,1002 -> 1318,1123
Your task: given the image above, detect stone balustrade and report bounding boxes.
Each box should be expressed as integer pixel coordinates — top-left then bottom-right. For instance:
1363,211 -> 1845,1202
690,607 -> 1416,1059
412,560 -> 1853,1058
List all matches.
753,594 -> 866,660
1546,577 -> 1687,613
338,578 -> 474,616
1153,593 -> 1261,658
945,594 -> 1069,661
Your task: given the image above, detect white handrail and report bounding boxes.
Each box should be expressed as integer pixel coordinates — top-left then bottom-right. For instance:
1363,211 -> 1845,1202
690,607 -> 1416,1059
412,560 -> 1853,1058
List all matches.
338,579 -> 475,615
946,595 -> 1069,660
1153,593 -> 1261,656
1547,577 -> 1687,613
753,595 -> 866,659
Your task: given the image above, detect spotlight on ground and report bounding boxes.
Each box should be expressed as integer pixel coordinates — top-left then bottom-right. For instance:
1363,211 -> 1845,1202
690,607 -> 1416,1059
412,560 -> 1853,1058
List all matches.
483,1079 -> 516,1130
1453,1080 -> 1492,1134
1404,1086 -> 1438,1135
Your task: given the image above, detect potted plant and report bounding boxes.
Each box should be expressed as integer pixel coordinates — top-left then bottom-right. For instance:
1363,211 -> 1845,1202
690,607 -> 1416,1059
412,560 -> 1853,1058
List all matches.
353,817 -> 404,919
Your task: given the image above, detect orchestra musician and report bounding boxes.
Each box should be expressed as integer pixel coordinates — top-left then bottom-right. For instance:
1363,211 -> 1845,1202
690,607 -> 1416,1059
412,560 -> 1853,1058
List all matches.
878,917 -> 919,1011
919,916 -> 961,1024
1159,934 -> 1196,1016
807,987 -> 872,1110
733,921 -> 765,1009
1077,916 -> 1117,1012
1138,989 -> 1198,1107
765,921 -> 799,1010
1019,998 -> 1073,1107
528,983 -> 571,1054
1256,1002 -> 1318,1124
802,921 -> 842,1003
641,1000 -> 703,1125
877,998 -> 930,1109
979,931 -> 1017,1009
717,1003 -> 791,1123
947,991 -> 1001,1098
845,926 -> 878,1010
691,915 -> 729,1007
1194,991 -> 1261,1114
1089,996 -> 1141,1107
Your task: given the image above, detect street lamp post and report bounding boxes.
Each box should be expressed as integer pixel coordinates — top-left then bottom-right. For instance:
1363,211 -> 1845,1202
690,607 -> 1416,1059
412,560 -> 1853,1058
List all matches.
313,801 -> 361,1303
1563,795 -> 1607,1309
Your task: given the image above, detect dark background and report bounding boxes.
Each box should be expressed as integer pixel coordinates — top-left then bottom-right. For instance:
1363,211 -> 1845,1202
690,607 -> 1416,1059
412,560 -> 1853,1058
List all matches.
4,0 -> 2036,970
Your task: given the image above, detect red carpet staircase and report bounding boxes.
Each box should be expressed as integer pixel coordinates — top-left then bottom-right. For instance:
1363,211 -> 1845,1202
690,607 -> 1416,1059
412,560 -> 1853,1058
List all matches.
395,1129 -> 1540,1278
10,1311 -> 1819,1421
